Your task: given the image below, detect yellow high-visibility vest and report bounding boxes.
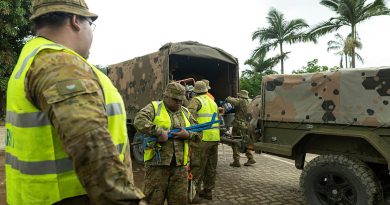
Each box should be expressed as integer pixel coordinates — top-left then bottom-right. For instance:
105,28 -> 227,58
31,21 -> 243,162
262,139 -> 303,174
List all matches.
143,101 -> 190,164
194,95 -> 220,141
5,37 -> 128,205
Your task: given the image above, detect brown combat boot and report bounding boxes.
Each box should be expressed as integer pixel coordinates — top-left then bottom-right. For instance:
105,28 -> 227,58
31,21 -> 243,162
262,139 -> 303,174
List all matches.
199,189 -> 212,200
229,160 -> 241,167
244,158 -> 256,166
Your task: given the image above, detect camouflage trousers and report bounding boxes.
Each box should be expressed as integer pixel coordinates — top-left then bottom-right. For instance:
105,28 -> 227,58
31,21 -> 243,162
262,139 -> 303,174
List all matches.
231,125 -> 254,162
143,165 -> 188,205
199,141 -> 219,191
189,140 -> 203,192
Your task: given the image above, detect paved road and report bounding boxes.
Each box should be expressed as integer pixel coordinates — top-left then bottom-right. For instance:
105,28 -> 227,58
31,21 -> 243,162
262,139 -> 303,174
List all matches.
132,143 -> 306,205
191,145 -> 305,205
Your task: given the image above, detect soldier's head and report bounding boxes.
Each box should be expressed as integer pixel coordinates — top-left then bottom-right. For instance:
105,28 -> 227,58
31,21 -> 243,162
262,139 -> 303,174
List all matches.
201,79 -> 211,90
163,82 -> 186,112
193,81 -> 208,95
30,0 -> 98,58
238,90 -> 249,99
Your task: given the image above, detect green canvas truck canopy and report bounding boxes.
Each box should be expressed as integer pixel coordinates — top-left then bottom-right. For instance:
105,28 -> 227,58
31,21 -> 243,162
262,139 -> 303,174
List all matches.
108,41 -> 239,120
262,66 -> 390,127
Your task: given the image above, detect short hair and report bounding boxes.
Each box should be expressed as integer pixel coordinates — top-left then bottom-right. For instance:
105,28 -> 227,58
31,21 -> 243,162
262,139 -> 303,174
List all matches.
32,12 -> 72,32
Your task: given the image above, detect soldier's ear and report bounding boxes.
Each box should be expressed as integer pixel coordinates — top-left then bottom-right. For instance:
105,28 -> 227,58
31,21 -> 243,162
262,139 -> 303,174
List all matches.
69,15 -> 82,32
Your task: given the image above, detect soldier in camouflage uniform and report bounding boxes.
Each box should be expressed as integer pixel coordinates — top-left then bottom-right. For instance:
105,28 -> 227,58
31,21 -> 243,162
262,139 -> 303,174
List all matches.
5,0 -> 145,204
226,90 -> 256,167
134,82 -> 201,205
187,81 -> 220,202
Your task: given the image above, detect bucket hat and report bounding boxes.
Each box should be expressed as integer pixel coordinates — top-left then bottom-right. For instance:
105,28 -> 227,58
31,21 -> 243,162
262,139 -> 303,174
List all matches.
238,90 -> 249,99
194,81 -> 208,94
30,0 -> 98,21
164,82 -> 186,100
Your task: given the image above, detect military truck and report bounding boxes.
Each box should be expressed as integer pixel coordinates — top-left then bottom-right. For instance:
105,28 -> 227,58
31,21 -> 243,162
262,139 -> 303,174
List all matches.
248,66 -> 390,204
108,41 -> 239,163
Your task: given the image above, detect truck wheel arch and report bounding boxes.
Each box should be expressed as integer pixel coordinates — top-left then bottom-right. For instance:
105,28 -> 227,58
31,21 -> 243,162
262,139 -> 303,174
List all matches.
292,130 -> 390,170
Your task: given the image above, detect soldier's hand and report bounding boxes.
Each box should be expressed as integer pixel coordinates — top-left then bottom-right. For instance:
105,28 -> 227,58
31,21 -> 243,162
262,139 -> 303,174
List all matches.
157,130 -> 169,142
172,128 -> 190,140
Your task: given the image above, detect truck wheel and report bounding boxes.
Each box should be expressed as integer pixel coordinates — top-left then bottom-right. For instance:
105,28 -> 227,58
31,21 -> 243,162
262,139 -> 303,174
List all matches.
131,132 -> 144,165
299,154 -> 382,205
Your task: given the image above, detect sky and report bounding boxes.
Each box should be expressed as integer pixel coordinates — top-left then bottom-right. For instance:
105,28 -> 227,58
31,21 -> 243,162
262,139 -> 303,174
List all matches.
86,0 -> 390,75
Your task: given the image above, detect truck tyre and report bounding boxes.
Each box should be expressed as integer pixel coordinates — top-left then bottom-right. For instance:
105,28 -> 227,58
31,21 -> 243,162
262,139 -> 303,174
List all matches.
299,154 -> 383,205
131,132 -> 144,165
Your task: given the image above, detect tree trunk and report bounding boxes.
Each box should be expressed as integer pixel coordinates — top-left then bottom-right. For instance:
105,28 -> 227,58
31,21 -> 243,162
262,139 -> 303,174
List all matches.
345,55 -> 348,68
279,43 -> 284,74
351,25 -> 356,68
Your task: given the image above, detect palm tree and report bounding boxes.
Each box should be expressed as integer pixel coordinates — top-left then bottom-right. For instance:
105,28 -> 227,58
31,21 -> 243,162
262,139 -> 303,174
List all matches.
345,34 -> 364,66
251,8 -> 314,74
327,33 -> 346,68
327,33 -> 363,68
244,50 -> 279,74
310,0 -> 390,68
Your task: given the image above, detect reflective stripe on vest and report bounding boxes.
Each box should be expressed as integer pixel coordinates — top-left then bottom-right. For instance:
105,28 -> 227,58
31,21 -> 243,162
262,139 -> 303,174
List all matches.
5,143 -> 125,175
6,103 -> 122,128
195,95 -> 220,141
5,37 -> 128,205
143,101 -> 190,164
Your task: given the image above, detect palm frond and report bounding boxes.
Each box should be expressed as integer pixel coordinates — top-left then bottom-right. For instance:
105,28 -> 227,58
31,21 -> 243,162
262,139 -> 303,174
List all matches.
309,20 -> 342,38
320,0 -> 341,12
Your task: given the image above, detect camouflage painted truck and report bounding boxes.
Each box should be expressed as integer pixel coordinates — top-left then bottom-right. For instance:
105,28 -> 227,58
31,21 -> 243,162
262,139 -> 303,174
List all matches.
249,66 -> 390,204
108,41 -> 239,163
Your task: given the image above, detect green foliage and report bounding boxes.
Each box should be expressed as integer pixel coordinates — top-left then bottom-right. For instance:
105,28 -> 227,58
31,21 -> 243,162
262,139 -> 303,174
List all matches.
240,71 -> 263,98
251,7 -> 314,74
244,49 -> 279,73
240,68 -> 277,98
0,66 -> 12,92
0,0 -> 32,68
310,0 -> 390,67
327,33 -> 364,68
241,48 -> 278,98
0,0 -> 32,118
292,59 -> 339,74
94,64 -> 109,75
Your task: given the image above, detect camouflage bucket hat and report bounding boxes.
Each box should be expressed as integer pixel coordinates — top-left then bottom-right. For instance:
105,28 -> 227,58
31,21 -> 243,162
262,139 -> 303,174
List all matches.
30,0 -> 98,21
164,82 -> 186,100
194,81 -> 208,94
238,90 -> 249,99
201,79 -> 211,89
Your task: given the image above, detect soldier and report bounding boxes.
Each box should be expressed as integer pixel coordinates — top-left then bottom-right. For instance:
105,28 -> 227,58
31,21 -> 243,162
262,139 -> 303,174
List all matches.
134,82 -> 200,205
226,90 -> 256,167
5,0 -> 145,204
187,81 -> 220,202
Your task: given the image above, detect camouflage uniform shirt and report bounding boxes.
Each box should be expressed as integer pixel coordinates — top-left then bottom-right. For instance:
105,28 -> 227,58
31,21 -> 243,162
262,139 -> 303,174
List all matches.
226,96 -> 250,128
25,49 -> 144,204
187,97 -> 202,119
134,102 -> 199,166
